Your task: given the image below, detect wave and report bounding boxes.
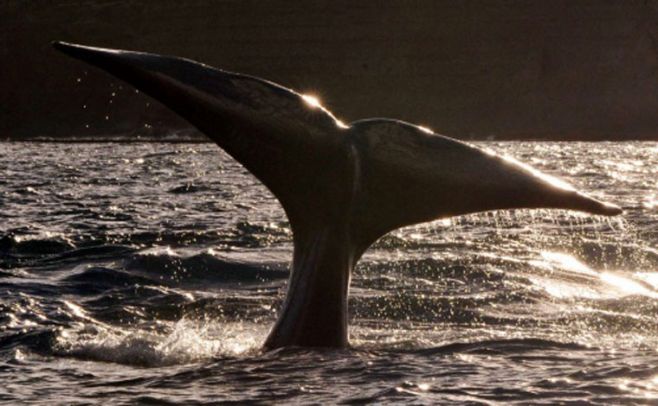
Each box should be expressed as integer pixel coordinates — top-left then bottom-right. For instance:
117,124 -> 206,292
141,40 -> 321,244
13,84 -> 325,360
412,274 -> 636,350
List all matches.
0,234 -> 75,256
409,337 -> 592,356
0,329 -> 57,359
0,270 -> 14,278
61,266 -> 154,295
124,250 -> 289,284
167,183 -> 212,194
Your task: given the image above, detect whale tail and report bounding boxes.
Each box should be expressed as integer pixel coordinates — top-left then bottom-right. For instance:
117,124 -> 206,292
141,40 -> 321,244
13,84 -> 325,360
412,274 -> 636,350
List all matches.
53,41 -> 621,348
347,119 -> 621,248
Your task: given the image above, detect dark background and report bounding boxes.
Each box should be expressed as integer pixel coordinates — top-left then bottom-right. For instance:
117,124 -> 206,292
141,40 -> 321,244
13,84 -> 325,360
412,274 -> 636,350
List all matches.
2,0 -> 657,141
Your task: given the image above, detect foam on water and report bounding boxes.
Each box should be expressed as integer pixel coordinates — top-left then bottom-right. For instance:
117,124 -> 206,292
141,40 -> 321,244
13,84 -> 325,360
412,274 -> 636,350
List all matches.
54,318 -> 266,366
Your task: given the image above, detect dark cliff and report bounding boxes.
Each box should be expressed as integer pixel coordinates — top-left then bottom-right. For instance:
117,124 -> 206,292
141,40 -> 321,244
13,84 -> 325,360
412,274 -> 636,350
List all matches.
1,1 -> 657,140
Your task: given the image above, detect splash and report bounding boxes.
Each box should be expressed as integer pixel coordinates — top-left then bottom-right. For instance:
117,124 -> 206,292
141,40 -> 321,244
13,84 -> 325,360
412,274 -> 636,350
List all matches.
54,318 -> 266,367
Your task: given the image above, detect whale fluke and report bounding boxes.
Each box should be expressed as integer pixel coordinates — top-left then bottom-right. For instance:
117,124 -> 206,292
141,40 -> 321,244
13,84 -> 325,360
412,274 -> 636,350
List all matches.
53,41 -> 621,349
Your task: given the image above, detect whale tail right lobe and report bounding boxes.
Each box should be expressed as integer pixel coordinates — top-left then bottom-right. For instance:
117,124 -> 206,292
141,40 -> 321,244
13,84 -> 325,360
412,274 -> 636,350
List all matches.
347,119 -> 621,249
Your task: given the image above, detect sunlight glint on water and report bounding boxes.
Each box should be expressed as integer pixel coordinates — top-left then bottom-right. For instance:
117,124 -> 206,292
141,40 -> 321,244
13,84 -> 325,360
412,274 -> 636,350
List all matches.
0,141 -> 656,403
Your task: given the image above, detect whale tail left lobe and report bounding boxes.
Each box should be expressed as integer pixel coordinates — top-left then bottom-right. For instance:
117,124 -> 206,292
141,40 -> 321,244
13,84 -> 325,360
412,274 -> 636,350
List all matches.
52,41 -> 353,237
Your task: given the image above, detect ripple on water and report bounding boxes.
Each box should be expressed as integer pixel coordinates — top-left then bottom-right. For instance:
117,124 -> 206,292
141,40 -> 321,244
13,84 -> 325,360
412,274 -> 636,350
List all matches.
0,141 -> 656,403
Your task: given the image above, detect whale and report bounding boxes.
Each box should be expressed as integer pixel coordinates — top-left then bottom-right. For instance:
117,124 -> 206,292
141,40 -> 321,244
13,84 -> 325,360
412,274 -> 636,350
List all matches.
53,41 -> 622,349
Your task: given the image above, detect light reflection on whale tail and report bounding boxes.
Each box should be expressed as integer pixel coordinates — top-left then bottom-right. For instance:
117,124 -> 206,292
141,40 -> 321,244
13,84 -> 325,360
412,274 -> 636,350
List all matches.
53,41 -> 621,349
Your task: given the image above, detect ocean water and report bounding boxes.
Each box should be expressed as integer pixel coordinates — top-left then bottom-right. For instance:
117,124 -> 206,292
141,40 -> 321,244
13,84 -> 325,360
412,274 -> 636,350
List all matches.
1,141 -> 656,404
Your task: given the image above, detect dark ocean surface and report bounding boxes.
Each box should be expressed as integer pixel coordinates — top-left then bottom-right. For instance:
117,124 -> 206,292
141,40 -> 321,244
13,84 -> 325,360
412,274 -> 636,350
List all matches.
1,141 -> 657,404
